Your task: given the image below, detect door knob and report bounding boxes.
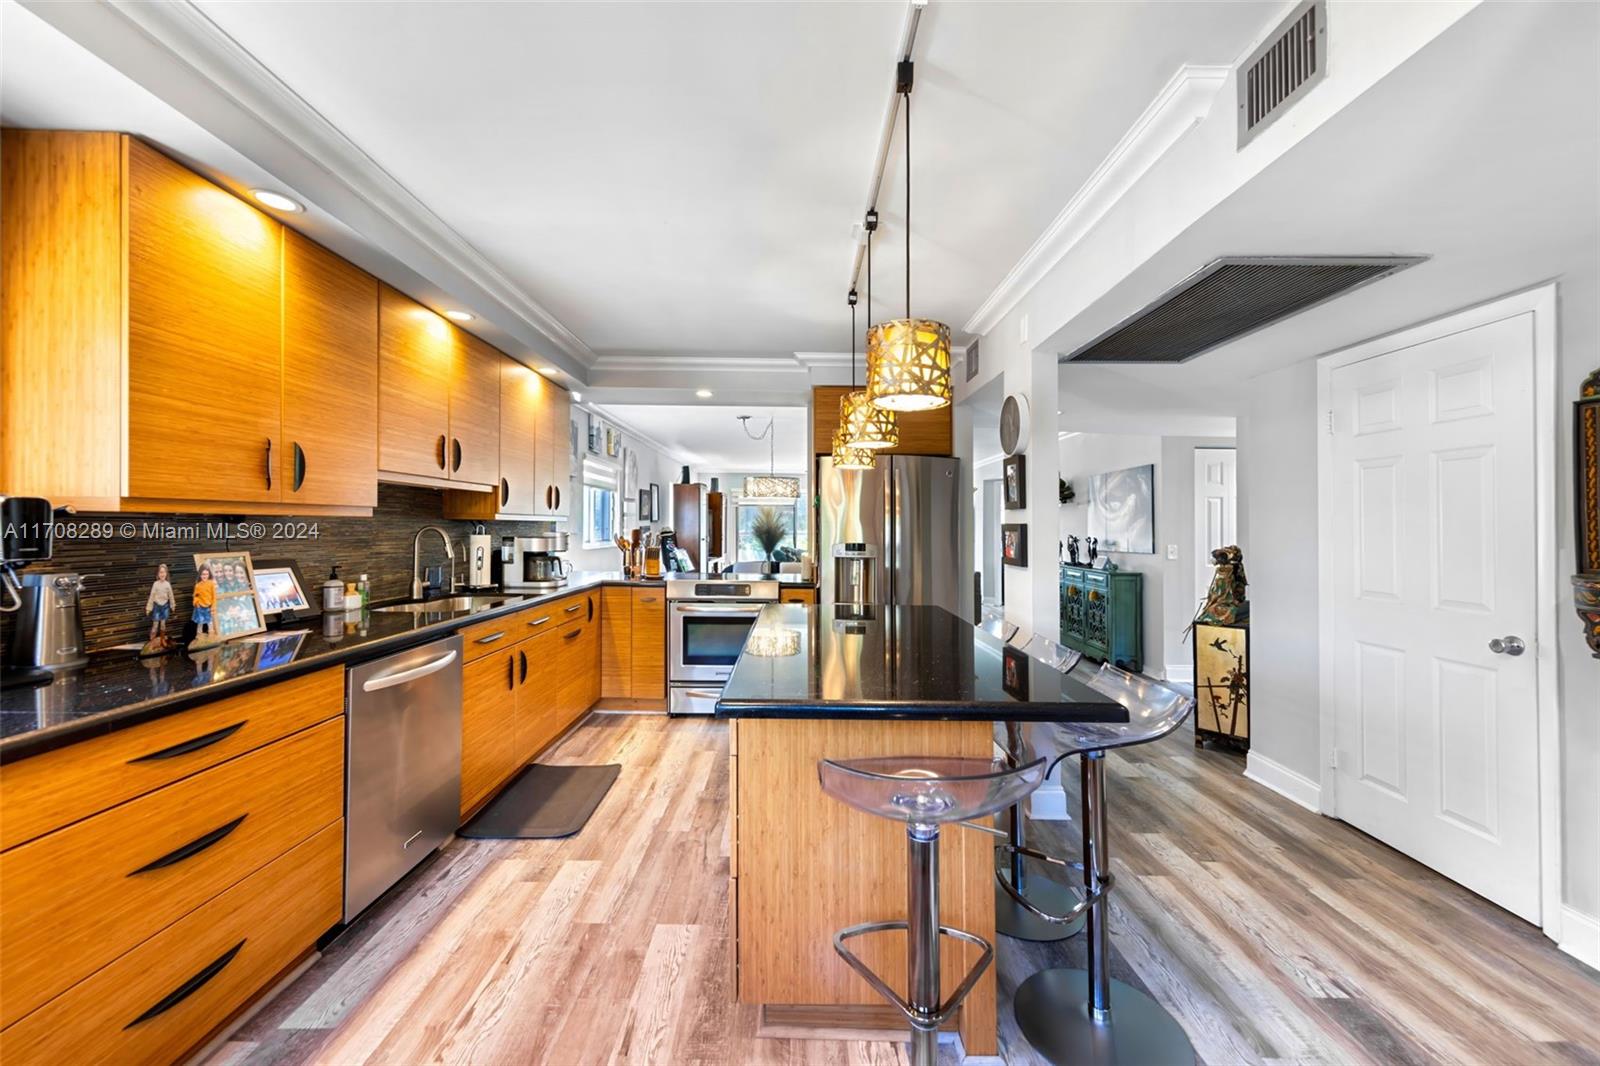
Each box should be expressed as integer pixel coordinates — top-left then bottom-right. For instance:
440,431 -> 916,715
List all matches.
1488,635 -> 1526,656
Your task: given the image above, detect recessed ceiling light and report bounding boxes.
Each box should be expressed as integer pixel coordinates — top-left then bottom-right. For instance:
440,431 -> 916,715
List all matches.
696,389 -> 714,399
443,310 -> 474,322
251,189 -> 302,212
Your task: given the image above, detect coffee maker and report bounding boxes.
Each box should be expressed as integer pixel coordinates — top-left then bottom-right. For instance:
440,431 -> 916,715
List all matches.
504,532 -> 571,592
2,496 -> 69,686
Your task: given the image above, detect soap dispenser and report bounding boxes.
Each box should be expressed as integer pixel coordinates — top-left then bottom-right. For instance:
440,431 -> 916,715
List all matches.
321,565 -> 346,612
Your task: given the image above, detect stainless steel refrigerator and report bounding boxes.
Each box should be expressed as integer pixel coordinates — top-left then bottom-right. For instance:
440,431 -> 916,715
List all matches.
816,454 -> 961,612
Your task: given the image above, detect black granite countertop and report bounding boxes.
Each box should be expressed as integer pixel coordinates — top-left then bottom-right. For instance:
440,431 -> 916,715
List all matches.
715,604 -> 1130,723
0,571 -> 665,762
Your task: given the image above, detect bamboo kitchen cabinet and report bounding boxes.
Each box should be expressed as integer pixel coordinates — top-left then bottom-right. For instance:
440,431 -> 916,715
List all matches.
443,355 -> 571,521
283,229 -> 379,507
377,284 -> 500,492
0,668 -> 346,1064
599,585 -> 667,705
0,130 -> 378,514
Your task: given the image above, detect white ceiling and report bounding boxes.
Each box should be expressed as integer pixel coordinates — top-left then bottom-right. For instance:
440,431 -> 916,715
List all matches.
168,0 -> 1270,361
595,404 -> 808,472
1051,0 -> 1599,428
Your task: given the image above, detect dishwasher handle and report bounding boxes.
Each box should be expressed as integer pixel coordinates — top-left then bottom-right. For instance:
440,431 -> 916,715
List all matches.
361,649 -> 459,693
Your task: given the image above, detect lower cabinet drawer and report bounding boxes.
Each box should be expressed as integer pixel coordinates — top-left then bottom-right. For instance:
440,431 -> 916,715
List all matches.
0,717 -> 344,1028
0,820 -> 343,1066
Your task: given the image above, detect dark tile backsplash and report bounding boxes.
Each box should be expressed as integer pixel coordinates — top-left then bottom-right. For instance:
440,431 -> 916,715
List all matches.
1,485 -> 552,654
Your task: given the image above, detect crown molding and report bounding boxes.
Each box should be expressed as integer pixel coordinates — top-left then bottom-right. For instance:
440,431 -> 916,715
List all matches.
32,0 -> 595,368
962,64 -> 1230,338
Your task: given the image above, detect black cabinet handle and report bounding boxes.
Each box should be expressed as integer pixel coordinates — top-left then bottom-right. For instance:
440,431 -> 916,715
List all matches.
507,653 -> 515,690
501,478 -> 509,507
519,649 -> 528,683
554,486 -> 561,511
451,438 -> 462,472
563,629 -> 580,642
128,815 -> 247,875
292,442 -> 306,492
124,940 -> 246,1029
128,721 -> 247,763
437,434 -> 447,470
587,596 -> 594,622
264,439 -> 273,490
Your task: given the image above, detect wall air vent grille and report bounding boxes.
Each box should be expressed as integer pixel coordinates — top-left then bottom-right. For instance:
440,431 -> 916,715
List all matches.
1063,256 -> 1427,365
1238,0 -> 1326,148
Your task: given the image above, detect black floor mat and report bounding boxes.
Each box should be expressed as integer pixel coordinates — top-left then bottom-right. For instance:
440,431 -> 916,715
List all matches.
457,763 -> 620,839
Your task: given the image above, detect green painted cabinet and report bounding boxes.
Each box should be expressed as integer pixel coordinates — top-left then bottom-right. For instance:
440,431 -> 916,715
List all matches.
1060,564 -> 1143,672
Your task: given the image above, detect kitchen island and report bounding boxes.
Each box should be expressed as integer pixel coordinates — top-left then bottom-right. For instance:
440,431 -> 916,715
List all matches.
716,603 -> 1126,1057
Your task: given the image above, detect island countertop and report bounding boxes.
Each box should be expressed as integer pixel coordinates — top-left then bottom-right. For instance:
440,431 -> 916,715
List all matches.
715,603 -> 1129,723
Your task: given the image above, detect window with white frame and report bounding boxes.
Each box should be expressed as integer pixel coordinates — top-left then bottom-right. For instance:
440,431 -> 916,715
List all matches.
582,458 -> 619,548
734,495 -> 807,563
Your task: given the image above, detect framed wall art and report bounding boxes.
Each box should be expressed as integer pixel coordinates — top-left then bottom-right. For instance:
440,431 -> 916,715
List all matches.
1001,523 -> 1028,567
1003,453 -> 1026,509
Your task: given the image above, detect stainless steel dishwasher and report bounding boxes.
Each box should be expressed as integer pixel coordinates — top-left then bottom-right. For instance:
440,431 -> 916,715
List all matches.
344,634 -> 463,921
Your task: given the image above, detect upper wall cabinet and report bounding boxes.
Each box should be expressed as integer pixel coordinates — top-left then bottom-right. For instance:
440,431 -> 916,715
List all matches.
443,359 -> 570,521
452,333 -> 503,487
0,131 -> 380,515
283,230 -> 379,508
377,284 -> 455,481
125,139 -> 284,504
376,286 -> 500,492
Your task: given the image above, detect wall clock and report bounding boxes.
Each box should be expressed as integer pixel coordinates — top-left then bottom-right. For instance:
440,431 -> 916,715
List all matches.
999,393 -> 1030,455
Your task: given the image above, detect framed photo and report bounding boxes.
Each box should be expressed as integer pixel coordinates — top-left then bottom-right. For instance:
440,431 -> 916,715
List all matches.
639,489 -> 651,523
1001,644 -> 1030,700
251,560 -> 316,621
191,551 -> 266,645
1003,453 -> 1026,509
1001,523 -> 1028,566
649,483 -> 661,522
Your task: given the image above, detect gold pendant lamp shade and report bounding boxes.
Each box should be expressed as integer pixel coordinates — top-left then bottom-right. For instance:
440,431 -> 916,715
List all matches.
831,426 -> 876,470
865,59 -> 952,413
866,318 -> 952,412
840,388 -> 899,449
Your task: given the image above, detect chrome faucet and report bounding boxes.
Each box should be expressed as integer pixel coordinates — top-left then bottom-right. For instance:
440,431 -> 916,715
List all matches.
411,526 -> 457,600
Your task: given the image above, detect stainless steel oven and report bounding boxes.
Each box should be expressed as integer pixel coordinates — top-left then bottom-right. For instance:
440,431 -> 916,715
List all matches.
667,578 -> 779,714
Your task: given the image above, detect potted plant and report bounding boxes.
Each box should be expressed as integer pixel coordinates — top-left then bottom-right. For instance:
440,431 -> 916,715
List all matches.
750,506 -> 789,575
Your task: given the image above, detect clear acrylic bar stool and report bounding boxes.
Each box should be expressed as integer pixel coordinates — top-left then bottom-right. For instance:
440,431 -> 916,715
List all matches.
1009,662 -> 1197,1065
819,755 -> 1047,1066
977,610 -> 1018,644
995,641 -> 1084,942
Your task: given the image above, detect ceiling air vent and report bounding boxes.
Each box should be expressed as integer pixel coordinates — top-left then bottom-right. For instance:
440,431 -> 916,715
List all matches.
1063,256 -> 1427,365
1238,0 -> 1326,147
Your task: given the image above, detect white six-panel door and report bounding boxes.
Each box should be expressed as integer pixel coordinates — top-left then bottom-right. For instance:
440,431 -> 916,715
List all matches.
1193,448 -> 1238,609
1328,311 -> 1541,922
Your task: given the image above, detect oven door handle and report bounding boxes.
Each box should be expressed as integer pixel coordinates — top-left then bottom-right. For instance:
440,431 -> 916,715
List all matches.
672,604 -> 765,614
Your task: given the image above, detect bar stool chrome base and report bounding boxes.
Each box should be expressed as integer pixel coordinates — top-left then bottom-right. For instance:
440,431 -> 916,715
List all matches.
1014,969 -> 1195,1066
995,870 -> 1084,942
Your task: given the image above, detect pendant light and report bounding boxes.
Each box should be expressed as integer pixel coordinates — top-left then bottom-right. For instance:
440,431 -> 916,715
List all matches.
740,415 -> 800,499
867,59 -> 952,412
838,212 -> 898,449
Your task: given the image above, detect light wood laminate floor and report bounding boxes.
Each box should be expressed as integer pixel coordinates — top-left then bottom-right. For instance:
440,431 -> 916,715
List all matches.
213,713 -> 1599,1065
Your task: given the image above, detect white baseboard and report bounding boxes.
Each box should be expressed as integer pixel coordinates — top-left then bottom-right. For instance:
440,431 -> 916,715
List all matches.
1030,783 -> 1070,821
1244,752 -> 1322,813
1164,663 -> 1195,684
1559,905 -> 1600,971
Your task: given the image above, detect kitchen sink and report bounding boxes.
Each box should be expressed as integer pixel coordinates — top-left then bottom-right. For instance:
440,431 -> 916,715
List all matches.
371,595 -> 521,614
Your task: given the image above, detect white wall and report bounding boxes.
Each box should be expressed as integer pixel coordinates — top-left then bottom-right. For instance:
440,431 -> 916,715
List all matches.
563,406 -> 690,574
1058,432 -> 1235,678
